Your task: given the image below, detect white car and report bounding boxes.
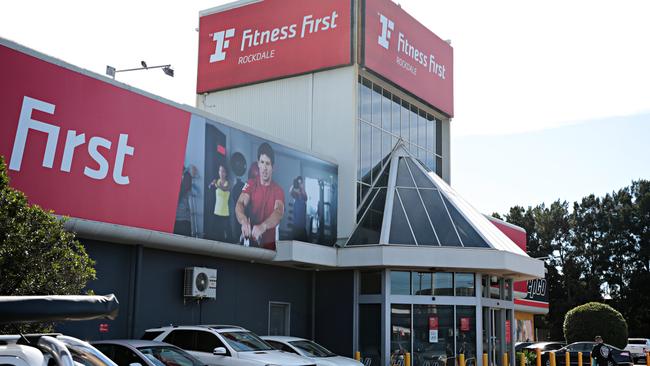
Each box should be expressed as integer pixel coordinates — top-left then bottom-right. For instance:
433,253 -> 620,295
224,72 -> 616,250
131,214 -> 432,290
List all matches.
624,338 -> 650,363
143,325 -> 316,366
0,333 -> 117,366
261,336 -> 363,366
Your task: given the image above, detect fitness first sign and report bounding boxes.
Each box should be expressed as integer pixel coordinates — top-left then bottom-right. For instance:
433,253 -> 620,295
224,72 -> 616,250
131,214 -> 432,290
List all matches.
363,0 -> 454,116
197,0 -> 352,93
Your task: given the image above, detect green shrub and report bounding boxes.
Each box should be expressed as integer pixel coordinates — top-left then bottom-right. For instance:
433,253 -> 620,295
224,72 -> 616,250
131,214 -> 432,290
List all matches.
563,302 -> 628,348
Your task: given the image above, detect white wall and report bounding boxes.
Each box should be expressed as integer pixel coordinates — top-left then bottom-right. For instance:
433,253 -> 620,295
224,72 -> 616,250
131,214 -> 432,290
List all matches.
197,66 -> 357,240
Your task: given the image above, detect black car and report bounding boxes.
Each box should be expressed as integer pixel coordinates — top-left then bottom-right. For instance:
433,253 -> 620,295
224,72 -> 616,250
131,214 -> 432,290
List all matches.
537,342 -> 633,366
93,339 -> 205,366
523,342 -> 567,353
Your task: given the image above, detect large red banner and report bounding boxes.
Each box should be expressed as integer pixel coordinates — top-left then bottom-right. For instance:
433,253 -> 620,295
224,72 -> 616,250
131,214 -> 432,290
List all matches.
363,0 -> 454,116
197,0 -> 352,93
0,44 -> 191,233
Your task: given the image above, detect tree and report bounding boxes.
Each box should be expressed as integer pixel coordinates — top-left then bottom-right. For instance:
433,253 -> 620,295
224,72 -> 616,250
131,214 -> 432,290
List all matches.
0,156 -> 96,333
563,302 -> 628,348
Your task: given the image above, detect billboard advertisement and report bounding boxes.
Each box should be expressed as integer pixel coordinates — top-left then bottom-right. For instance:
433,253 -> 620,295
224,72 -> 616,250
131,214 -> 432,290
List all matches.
0,40 -> 338,251
197,0 -> 352,93
363,0 -> 454,116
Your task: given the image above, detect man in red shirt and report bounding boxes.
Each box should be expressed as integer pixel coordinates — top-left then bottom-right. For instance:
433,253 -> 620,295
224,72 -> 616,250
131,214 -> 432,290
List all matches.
236,142 -> 285,250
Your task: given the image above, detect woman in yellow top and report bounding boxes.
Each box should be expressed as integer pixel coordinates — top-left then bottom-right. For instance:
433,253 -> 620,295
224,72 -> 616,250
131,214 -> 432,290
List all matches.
209,164 -> 231,242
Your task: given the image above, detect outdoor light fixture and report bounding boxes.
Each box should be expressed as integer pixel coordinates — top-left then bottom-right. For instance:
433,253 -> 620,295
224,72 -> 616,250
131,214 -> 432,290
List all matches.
105,60 -> 174,79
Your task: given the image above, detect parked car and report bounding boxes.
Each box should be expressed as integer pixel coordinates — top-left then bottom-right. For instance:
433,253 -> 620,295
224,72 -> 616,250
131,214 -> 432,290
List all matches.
516,342 -> 536,352
93,339 -> 205,366
0,333 -> 118,366
142,325 -> 316,366
524,342 -> 567,352
624,338 -> 650,363
0,294 -> 120,366
538,342 -> 632,366
261,336 -> 363,366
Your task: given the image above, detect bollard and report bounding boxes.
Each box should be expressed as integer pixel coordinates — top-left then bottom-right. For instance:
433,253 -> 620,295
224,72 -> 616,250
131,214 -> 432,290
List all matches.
355,351 -> 361,361
536,349 -> 542,366
405,352 -> 411,366
590,354 -> 593,366
484,353 -> 489,366
577,352 -> 582,366
503,352 -> 509,366
520,352 -> 526,366
549,352 -> 556,366
565,351 -> 570,366
647,352 -> 650,366
459,354 -> 466,366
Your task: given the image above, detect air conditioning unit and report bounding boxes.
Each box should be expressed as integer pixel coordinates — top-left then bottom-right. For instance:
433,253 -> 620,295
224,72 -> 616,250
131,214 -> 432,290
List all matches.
184,267 -> 217,299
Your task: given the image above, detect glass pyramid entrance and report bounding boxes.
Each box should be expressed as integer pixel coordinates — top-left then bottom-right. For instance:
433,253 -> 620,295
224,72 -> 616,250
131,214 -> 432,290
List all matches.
346,142 -> 525,253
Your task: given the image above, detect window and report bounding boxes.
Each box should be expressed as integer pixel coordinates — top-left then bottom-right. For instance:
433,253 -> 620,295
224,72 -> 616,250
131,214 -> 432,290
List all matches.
412,272 -> 432,295
359,304 -> 382,366
196,331 -> 227,354
413,305 -> 453,366
141,330 -> 164,340
455,273 -> 475,296
433,272 -> 453,296
391,271 -> 411,295
111,345 -> 142,366
164,330 -> 196,351
456,306 -> 477,363
391,304 -> 412,360
360,271 -> 382,295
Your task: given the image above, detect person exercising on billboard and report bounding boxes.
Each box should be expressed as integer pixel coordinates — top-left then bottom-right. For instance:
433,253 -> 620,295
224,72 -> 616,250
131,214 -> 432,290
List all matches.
236,142 -> 285,250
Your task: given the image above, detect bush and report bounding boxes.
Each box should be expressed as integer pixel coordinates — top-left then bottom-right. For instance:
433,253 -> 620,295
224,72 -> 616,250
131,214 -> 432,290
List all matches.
563,302 -> 628,348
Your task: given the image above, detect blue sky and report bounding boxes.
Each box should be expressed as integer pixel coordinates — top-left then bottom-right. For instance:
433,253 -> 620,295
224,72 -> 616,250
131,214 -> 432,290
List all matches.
452,113 -> 650,215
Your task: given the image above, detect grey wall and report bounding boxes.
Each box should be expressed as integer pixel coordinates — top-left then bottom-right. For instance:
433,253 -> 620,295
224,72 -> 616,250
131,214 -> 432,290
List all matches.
314,270 -> 355,357
58,240 -> 314,341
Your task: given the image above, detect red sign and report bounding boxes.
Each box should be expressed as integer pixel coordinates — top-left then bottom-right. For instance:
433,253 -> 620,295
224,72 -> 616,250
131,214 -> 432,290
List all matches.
363,0 -> 454,116
197,0 -> 352,93
505,320 -> 511,343
428,316 -> 439,330
99,323 -> 109,333
460,317 -> 470,331
0,44 -> 190,233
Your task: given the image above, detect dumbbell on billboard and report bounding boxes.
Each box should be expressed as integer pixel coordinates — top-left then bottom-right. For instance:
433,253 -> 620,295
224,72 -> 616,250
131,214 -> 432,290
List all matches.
9,96 -> 135,185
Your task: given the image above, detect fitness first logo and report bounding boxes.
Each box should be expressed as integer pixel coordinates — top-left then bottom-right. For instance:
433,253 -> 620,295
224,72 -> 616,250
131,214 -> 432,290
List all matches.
209,28 -> 236,63
377,14 -> 394,49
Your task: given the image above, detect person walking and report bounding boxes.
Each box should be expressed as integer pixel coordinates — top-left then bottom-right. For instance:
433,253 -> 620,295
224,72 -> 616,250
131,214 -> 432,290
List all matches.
591,336 -> 613,366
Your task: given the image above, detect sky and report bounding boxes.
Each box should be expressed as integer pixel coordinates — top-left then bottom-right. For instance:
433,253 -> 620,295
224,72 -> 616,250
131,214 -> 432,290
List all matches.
1,0 -> 649,215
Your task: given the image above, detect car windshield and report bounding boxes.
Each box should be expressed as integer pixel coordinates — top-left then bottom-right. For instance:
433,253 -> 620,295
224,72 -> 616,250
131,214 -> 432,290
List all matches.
138,346 -> 204,366
289,340 -> 337,358
220,332 -> 274,352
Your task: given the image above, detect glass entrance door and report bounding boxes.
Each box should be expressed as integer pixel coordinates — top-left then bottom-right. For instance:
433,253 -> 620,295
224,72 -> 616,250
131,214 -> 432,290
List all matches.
482,307 -> 503,366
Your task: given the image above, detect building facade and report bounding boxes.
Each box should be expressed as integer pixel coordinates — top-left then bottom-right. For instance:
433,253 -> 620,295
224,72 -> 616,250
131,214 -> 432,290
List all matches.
0,1 -> 545,366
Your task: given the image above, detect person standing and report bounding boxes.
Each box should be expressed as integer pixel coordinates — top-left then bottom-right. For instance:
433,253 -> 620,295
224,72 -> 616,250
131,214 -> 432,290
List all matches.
236,142 -> 285,250
290,176 -> 308,242
591,336 -> 613,366
209,164 -> 231,242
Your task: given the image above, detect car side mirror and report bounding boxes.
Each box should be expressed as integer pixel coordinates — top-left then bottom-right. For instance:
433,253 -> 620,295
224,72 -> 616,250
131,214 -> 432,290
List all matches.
213,347 -> 227,355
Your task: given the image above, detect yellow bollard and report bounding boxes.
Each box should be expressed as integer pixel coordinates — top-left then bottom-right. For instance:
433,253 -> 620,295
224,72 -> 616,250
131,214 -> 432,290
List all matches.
405,352 -> 411,366
536,349 -> 542,366
549,352 -> 556,366
590,354 -> 593,366
647,352 -> 650,366
484,353 -> 489,366
565,352 -> 570,366
354,351 -> 361,361
520,352 -> 526,366
578,352 -> 582,366
503,352 -> 509,366
459,354 -> 466,366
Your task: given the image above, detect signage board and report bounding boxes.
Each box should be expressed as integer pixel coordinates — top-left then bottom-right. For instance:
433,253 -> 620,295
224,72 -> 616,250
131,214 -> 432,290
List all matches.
0,40 -> 338,251
197,0 -> 352,93
363,0 -> 454,116
428,316 -> 438,343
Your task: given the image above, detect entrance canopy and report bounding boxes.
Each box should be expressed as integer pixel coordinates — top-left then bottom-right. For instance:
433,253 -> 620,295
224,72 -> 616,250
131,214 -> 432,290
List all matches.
347,142 -> 525,255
